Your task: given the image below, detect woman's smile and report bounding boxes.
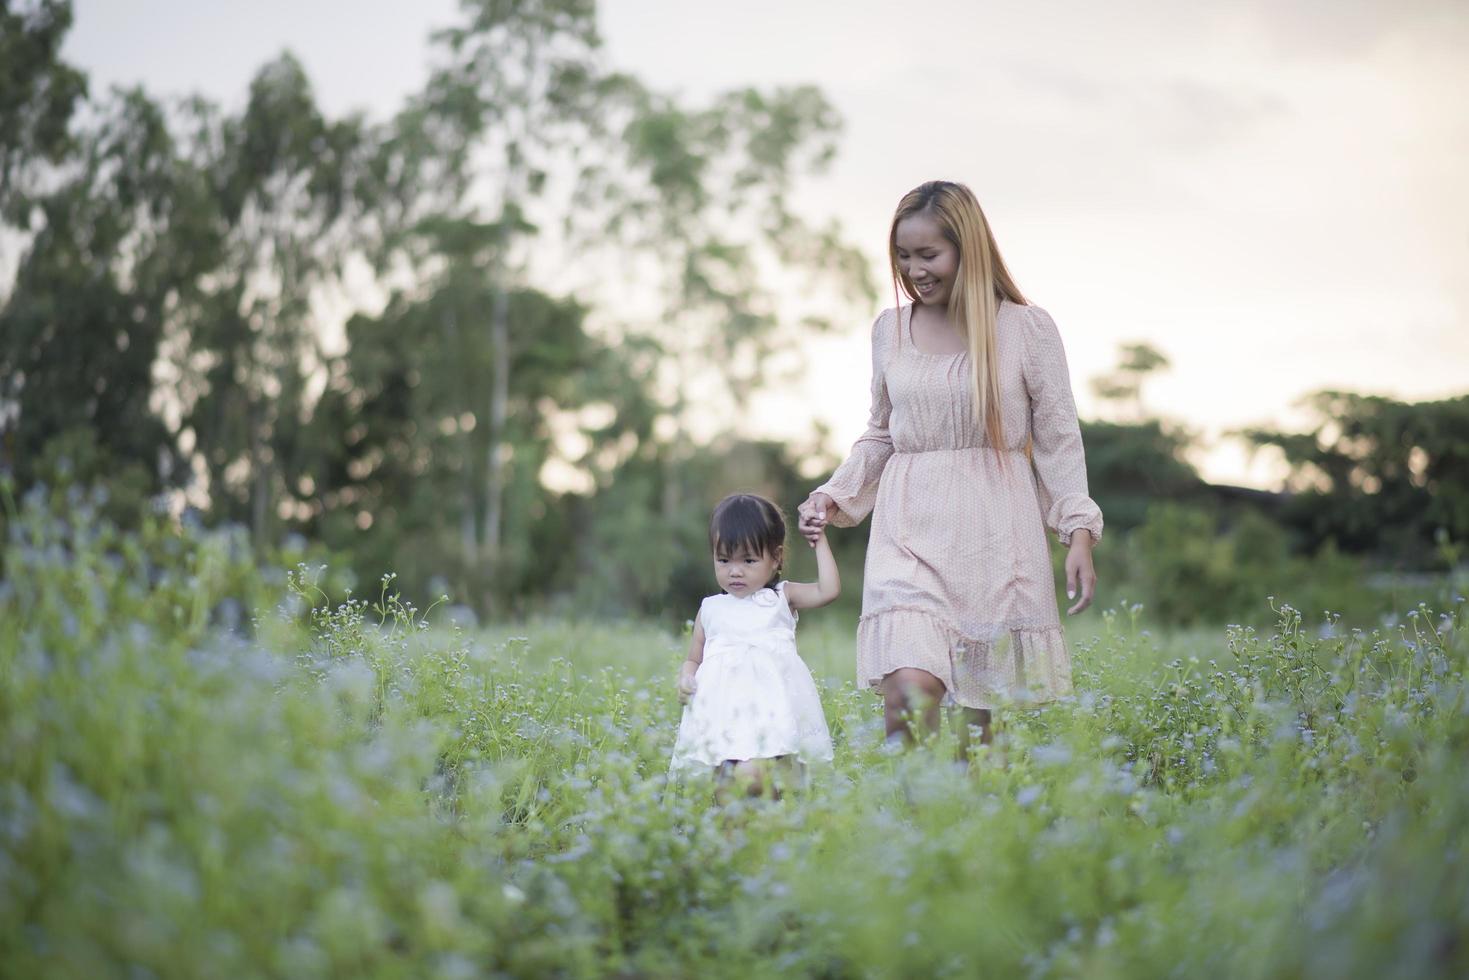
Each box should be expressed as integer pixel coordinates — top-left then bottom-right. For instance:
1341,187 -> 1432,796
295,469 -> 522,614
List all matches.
894,212 -> 959,307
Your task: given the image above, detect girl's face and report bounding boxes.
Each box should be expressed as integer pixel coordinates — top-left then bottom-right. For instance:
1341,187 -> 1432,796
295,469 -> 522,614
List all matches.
894,212 -> 959,307
713,543 -> 781,597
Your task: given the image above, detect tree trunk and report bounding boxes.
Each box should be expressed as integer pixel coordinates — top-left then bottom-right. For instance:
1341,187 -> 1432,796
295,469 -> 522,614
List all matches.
249,395 -> 268,551
445,307 -> 478,564
661,350 -> 690,521
484,283 -> 510,566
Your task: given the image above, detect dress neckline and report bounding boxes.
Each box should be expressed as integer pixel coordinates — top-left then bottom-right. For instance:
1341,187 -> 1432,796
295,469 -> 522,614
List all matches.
903,300 -> 1007,358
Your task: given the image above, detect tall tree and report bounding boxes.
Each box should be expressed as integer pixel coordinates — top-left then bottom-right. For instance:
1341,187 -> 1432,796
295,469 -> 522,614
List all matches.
360,0 -> 606,574
1091,341 -> 1170,422
584,82 -> 875,519
0,0 -> 86,231
315,278 -> 647,606
1076,342 -> 1204,529
0,87 -> 196,511
172,54 -> 367,549
0,0 -> 87,485
363,1 -> 873,585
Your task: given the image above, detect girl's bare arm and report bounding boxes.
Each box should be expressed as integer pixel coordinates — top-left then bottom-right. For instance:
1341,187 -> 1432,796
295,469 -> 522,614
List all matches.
677,613 -> 705,702
783,532 -> 841,611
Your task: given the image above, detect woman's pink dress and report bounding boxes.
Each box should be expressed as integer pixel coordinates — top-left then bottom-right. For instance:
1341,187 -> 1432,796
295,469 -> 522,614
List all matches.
816,301 -> 1103,708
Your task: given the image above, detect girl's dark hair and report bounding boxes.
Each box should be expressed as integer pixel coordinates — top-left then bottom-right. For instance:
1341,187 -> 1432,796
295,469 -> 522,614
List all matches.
709,493 -> 786,570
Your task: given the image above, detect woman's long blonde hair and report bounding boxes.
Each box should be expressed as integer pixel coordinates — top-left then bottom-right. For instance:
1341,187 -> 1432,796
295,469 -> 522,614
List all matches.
889,181 -> 1027,452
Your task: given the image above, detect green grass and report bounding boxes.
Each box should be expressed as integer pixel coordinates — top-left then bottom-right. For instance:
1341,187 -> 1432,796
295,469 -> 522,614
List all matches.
2,495 -> 1466,977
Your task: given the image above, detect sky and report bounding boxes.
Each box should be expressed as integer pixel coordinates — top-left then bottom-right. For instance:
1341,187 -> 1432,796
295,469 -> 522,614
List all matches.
63,0 -> 1469,489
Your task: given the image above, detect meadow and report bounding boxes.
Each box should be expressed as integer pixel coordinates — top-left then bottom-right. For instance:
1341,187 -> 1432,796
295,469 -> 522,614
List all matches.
2,491 -> 1466,978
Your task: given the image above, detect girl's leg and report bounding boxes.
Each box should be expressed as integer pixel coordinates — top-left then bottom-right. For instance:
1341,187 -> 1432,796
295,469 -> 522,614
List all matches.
716,759 -> 781,801
731,759 -> 770,798
769,755 -> 804,799
880,667 -> 947,745
714,760 -> 737,805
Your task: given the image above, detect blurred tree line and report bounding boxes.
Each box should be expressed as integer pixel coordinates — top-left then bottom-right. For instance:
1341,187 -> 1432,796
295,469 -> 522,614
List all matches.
2,1 -> 1465,627
1080,347 -> 1468,625
0,0 -> 870,620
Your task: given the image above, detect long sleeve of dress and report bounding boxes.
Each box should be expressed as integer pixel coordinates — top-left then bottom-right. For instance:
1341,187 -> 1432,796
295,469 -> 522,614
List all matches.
815,311 -> 895,527
1023,305 -> 1104,546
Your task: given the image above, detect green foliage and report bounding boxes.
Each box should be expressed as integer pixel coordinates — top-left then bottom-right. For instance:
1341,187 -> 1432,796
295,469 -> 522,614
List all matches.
572,434 -> 854,620
175,55 -> 370,549
0,85 -> 190,497
3,1 -> 876,619
0,0 -> 86,224
1090,341 -> 1170,418
1242,390 -> 1469,564
591,78 -> 874,395
1099,502 -> 1386,628
3,492 -> 1467,976
317,285 -> 615,606
1081,419 -> 1204,531
5,2 -> 1462,638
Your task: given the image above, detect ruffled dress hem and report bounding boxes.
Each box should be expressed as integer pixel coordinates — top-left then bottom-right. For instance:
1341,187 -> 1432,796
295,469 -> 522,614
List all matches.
856,606 -> 1074,710
667,731 -> 834,773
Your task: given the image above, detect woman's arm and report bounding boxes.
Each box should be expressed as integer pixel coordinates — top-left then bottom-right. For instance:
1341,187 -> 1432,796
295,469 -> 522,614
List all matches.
677,613 -> 706,703
1023,305 -> 1102,615
802,310 -> 897,535
1023,305 -> 1104,548
783,532 -> 841,610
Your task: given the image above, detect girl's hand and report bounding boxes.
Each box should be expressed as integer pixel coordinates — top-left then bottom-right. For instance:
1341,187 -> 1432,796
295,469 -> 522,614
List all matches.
677,661 -> 699,703
1065,533 -> 1097,615
797,491 -> 834,547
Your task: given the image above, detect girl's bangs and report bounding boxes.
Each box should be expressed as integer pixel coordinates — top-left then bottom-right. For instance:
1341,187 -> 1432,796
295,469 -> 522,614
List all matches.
709,496 -> 785,557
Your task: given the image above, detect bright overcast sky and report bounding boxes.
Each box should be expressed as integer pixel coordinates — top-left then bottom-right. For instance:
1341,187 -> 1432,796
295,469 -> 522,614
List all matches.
66,0 -> 1469,488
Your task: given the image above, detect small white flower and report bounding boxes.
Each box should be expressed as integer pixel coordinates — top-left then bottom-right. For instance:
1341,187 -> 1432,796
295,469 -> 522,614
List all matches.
752,589 -> 779,608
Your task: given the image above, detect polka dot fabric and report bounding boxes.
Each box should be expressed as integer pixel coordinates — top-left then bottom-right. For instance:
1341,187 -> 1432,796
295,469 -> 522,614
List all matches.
816,301 -> 1103,709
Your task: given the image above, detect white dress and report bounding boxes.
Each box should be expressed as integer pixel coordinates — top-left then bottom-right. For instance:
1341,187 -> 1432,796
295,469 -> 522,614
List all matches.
669,582 -> 834,772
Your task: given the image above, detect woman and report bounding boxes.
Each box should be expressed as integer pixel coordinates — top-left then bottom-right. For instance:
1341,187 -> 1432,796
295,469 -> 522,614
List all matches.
798,180 -> 1101,749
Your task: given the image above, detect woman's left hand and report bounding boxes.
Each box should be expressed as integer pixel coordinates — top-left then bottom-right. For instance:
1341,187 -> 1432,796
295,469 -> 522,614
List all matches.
1064,533 -> 1097,615
797,491 -> 834,547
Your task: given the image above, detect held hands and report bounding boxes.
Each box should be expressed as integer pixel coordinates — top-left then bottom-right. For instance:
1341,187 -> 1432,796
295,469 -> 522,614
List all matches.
676,660 -> 699,703
1065,532 -> 1097,615
797,491 -> 834,547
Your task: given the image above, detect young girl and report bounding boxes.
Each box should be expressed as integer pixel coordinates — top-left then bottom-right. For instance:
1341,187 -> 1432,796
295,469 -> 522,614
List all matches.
669,493 -> 838,792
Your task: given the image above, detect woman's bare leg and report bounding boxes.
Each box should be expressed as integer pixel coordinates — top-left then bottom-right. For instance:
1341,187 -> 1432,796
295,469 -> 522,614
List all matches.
881,667 -> 947,745
954,707 -> 993,762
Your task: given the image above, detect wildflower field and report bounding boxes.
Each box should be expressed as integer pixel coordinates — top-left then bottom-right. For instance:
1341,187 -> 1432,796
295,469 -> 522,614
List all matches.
2,496 -> 1466,978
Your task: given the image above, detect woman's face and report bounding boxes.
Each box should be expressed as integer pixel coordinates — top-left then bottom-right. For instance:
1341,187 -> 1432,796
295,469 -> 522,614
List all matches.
894,212 -> 959,307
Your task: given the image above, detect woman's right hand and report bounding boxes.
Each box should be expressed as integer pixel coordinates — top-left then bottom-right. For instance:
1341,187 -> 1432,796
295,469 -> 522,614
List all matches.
797,491 -> 834,546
